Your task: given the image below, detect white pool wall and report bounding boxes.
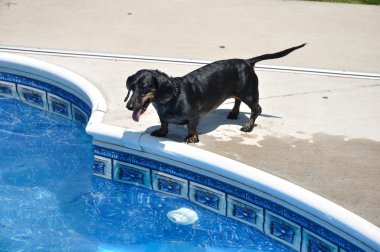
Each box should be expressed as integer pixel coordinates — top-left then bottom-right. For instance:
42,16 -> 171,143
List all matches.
1,52 -> 379,251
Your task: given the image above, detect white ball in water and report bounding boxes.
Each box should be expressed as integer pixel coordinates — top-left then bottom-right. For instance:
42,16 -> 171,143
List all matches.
167,208 -> 199,225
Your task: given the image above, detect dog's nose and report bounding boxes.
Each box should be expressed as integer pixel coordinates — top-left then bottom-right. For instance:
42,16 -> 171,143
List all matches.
126,101 -> 134,111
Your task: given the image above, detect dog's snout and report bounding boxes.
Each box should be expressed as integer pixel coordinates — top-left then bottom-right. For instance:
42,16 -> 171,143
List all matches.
126,100 -> 134,111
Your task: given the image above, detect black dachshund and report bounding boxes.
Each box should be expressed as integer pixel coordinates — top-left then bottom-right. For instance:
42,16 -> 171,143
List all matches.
125,44 -> 305,143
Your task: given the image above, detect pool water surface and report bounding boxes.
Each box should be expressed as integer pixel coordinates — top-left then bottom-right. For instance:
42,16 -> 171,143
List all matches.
0,97 -> 293,251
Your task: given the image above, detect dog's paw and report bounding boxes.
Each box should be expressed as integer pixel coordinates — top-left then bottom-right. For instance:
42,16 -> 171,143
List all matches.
151,128 -> 169,137
240,124 -> 254,132
227,112 -> 238,120
184,135 -> 199,144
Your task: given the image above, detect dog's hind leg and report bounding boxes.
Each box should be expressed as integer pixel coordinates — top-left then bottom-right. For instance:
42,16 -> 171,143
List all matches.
241,104 -> 262,132
227,98 -> 241,119
151,118 -> 169,137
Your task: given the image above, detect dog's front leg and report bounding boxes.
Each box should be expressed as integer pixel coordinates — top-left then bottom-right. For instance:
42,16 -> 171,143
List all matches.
227,99 -> 241,119
184,117 -> 200,143
151,118 -> 169,137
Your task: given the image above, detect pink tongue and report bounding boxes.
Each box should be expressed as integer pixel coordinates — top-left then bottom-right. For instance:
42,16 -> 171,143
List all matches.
132,109 -> 142,122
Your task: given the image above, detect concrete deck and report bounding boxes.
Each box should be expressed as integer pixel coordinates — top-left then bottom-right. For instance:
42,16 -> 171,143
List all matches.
1,0 -> 379,226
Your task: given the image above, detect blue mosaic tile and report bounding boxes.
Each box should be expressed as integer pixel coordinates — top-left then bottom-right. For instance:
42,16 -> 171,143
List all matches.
227,195 -> 264,231
264,212 -> 301,250
195,190 -> 220,209
93,160 -> 106,175
0,81 -> 17,99
113,161 -> 151,188
302,230 -> 338,252
21,89 -> 44,107
309,239 -> 332,252
158,178 -> 182,195
47,93 -> 72,119
72,106 -> 88,126
189,182 -> 226,215
233,204 -> 257,224
271,220 -> 295,243
93,156 -> 112,179
0,84 -> 12,95
93,145 -> 364,252
152,171 -> 188,198
119,166 -> 144,184
52,99 -> 69,116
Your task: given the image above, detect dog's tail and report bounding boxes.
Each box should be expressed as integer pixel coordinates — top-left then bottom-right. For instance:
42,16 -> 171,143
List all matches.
247,43 -> 306,66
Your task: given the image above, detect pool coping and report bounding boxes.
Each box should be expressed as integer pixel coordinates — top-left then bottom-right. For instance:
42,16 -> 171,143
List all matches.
1,52 -> 379,251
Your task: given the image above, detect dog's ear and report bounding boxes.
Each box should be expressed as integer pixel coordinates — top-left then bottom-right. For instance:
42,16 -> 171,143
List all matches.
155,75 -> 176,104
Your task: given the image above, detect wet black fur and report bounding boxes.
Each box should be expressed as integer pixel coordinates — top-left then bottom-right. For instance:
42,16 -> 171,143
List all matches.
125,44 -> 305,143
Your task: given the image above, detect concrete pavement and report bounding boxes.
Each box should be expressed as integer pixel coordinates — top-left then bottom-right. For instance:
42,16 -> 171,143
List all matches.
1,0 -> 380,226
1,0 -> 380,72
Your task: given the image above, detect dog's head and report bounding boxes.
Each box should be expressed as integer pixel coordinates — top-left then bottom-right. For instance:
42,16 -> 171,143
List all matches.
124,70 -> 177,122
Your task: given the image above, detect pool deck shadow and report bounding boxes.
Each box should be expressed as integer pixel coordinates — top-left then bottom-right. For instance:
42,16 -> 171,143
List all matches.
144,108 -> 282,142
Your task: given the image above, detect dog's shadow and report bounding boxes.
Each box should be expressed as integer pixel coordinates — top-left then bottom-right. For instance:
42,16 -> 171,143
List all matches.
146,109 -> 281,142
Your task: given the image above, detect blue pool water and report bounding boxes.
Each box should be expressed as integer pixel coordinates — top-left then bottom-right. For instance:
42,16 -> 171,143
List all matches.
0,97 -> 293,251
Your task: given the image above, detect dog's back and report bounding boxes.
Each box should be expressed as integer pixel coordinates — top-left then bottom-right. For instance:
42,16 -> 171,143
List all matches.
180,59 -> 256,112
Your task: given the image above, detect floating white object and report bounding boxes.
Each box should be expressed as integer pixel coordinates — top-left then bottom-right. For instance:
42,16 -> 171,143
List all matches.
167,208 -> 199,225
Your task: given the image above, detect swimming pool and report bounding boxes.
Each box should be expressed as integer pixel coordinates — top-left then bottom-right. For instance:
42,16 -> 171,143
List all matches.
0,52 -> 379,251
0,97 -> 295,251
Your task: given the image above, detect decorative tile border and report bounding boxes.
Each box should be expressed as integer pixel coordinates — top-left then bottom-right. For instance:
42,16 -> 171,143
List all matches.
113,160 -> 151,189
93,155 -> 113,179
0,80 -> 18,99
227,195 -> 264,231
48,93 -> 72,119
93,144 -> 366,252
189,181 -> 226,215
265,211 -> 302,251
17,84 -> 49,110
302,229 -> 338,252
72,104 -> 89,127
0,72 -> 91,127
152,171 -> 188,198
